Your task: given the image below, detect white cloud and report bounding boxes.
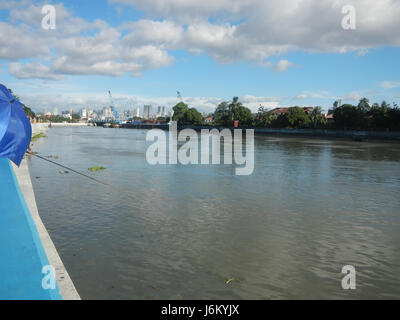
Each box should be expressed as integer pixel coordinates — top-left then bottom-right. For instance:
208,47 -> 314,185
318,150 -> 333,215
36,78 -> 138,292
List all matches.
380,81 -> 400,90
293,94 -> 308,100
341,92 -> 362,101
121,20 -> 183,46
109,0 -> 251,22
240,95 -> 281,111
0,22 -> 51,60
111,0 -> 400,54
9,62 -> 62,80
271,60 -> 298,73
2,0 -> 400,80
1,4 -> 174,79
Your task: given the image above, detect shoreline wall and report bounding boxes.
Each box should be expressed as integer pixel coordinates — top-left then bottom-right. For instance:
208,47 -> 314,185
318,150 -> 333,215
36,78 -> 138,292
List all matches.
50,122 -> 91,127
118,123 -> 400,142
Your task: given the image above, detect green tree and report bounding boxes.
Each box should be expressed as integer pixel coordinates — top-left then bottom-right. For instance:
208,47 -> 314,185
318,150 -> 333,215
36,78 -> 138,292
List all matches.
254,106 -> 275,127
71,113 -> 81,122
333,100 -> 340,109
387,106 -> 400,130
213,101 -> 229,125
172,102 -> 189,123
358,97 -> 371,113
333,104 -> 364,129
232,105 -> 252,126
278,107 -> 310,128
227,96 -> 241,120
181,108 -> 204,125
172,102 -> 203,125
213,97 -> 252,126
309,106 -> 327,129
369,101 -> 388,129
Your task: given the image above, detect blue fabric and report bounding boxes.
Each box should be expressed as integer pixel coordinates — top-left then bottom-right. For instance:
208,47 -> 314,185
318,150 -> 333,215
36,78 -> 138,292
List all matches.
0,158 -> 62,300
0,84 -> 32,166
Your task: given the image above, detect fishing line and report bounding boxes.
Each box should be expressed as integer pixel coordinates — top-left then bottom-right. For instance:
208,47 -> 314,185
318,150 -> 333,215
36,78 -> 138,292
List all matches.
26,151 -> 110,186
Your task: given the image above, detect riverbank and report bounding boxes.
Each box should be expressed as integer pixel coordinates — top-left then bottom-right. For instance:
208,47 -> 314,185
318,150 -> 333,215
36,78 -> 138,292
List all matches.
50,122 -> 93,127
1,123 -> 80,300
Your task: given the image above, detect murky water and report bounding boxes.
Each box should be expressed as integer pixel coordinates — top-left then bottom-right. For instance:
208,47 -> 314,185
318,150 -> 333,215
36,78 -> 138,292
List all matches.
29,127 -> 400,299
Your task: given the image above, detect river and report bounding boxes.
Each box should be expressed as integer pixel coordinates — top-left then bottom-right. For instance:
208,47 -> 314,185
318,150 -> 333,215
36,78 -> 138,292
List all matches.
28,126 -> 400,299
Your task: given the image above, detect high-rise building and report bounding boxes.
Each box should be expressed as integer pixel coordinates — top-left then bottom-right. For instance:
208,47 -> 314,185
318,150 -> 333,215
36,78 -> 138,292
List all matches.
143,105 -> 152,119
102,107 -> 114,120
135,107 -> 140,118
80,108 -> 87,118
156,106 -> 162,118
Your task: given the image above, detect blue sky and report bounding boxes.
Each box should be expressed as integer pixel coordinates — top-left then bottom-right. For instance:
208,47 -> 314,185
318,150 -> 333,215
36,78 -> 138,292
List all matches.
1,0 -> 400,113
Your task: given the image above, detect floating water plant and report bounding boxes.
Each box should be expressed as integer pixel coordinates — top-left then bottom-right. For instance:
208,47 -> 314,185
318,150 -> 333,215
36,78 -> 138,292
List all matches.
88,166 -> 106,172
31,132 -> 46,142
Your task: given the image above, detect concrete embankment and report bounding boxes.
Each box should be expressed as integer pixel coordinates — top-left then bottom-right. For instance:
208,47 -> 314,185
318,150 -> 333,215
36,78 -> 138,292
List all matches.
50,122 -> 93,127
7,123 -> 80,300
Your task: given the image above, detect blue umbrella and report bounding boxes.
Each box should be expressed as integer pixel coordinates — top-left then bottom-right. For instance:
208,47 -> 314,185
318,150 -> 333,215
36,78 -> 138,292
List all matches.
0,84 -> 32,166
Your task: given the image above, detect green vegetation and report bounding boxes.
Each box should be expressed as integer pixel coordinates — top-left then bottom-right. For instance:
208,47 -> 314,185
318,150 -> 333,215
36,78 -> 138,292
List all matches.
8,88 -> 36,119
35,114 -> 81,123
214,97 -> 252,126
31,132 -> 46,142
333,100 -> 400,130
172,102 -> 204,125
253,98 -> 399,130
88,166 -> 106,172
278,106 -> 310,128
170,96 -> 400,130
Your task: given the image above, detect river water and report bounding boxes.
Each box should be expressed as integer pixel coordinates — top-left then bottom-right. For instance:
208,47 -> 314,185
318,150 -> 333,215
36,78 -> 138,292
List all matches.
28,127 -> 400,299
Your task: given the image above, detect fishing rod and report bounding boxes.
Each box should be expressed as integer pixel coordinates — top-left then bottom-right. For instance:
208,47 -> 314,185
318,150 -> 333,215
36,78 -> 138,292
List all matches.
26,151 -> 110,186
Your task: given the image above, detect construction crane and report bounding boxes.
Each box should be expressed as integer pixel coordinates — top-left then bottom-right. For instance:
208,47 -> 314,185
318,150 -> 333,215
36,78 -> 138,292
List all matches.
108,90 -> 118,120
177,90 -> 183,103
108,90 -> 115,108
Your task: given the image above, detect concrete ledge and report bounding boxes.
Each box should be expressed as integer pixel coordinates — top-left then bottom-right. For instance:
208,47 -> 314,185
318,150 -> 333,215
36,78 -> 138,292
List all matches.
12,159 -> 80,300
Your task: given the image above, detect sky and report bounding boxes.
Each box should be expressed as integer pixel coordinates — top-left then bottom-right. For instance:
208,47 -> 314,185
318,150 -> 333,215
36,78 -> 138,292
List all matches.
0,0 -> 400,114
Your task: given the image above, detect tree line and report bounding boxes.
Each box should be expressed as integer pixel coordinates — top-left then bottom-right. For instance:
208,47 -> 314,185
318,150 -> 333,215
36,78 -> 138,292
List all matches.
332,99 -> 400,130
171,97 -> 400,131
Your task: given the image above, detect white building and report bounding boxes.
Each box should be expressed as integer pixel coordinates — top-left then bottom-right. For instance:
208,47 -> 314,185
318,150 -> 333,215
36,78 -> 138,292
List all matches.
80,108 -> 87,118
135,107 -> 140,118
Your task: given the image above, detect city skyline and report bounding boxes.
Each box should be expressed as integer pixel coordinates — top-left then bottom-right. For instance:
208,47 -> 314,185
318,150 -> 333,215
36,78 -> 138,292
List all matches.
40,103 -> 173,121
